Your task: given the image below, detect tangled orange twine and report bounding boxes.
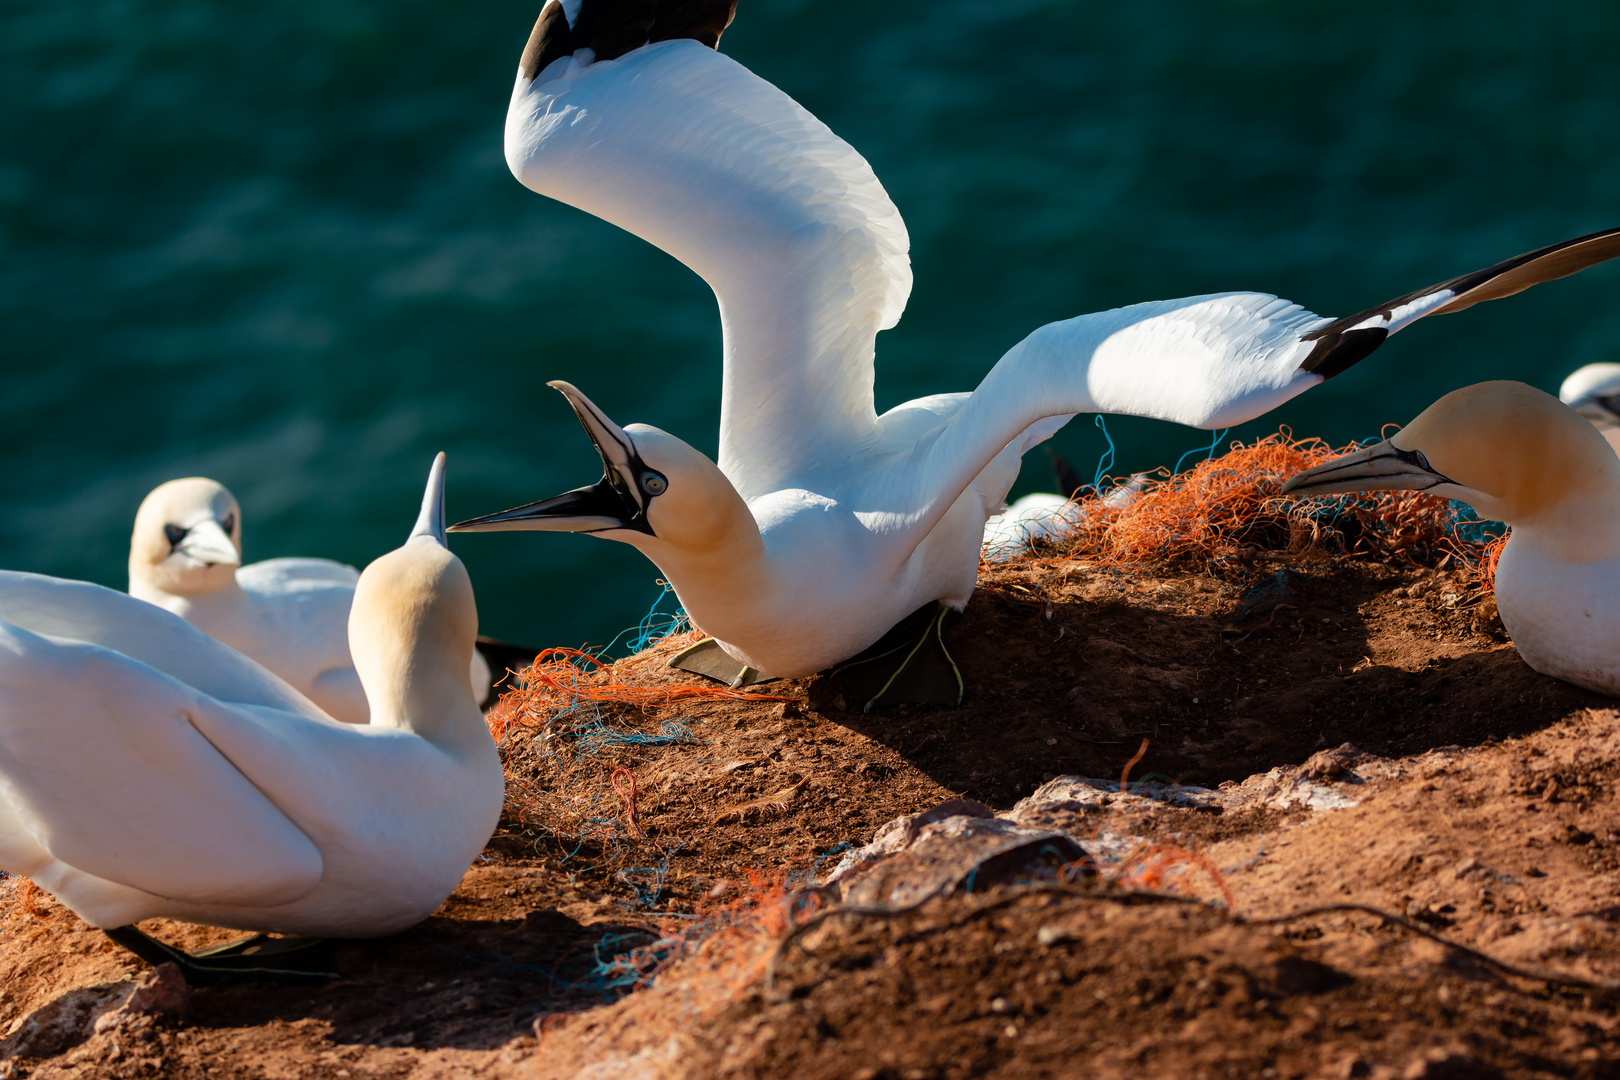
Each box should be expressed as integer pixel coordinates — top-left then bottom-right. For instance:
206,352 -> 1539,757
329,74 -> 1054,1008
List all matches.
1047,430 -> 1494,575
486,646 -> 790,743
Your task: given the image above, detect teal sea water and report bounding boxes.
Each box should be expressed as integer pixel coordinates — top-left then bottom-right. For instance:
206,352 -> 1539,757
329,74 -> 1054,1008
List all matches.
3,0 -> 1618,650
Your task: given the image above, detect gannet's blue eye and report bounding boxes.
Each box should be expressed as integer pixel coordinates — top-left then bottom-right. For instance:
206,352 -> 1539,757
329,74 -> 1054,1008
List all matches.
163,524 -> 189,548
220,512 -> 237,536
642,473 -> 667,496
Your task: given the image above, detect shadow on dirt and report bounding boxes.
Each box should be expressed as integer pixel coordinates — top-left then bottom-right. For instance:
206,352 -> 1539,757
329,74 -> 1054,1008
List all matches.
811,560 -> 1605,805
188,903 -> 657,1052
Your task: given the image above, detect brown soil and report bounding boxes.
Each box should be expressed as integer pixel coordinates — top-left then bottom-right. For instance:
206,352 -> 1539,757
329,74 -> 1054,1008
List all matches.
2,552 -> 1618,1079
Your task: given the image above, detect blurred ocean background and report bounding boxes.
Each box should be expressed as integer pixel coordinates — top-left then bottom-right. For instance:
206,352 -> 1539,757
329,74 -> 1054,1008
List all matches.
3,0 -> 1618,650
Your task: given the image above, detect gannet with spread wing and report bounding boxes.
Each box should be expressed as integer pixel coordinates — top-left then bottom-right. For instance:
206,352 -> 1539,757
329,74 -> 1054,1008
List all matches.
455,0 -> 1620,708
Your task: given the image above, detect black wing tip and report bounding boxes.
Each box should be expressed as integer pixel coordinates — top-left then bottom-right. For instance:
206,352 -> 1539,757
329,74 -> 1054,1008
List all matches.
520,2 -> 574,80
1295,223 -> 1620,380
1298,326 -> 1389,380
526,0 -> 740,73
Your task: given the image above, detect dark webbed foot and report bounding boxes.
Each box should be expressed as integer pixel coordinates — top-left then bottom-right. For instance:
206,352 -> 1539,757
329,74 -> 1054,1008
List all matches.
104,925 -> 339,987
667,637 -> 776,688
834,604 -> 964,712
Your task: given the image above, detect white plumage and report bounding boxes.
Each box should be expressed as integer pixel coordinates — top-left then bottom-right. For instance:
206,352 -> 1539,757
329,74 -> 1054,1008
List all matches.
129,477 -> 489,722
456,9 -> 1620,682
1559,362 -> 1620,456
0,455 -> 504,935
1284,382 -> 1620,697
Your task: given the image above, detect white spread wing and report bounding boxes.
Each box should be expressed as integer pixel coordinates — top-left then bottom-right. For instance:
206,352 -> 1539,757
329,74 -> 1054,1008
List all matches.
505,39 -> 910,498
0,622 -> 323,905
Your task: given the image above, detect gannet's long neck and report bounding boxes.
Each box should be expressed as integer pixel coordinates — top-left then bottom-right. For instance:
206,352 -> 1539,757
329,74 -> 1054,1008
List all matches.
620,482 -> 774,640
1483,468 -> 1620,564
350,540 -> 483,747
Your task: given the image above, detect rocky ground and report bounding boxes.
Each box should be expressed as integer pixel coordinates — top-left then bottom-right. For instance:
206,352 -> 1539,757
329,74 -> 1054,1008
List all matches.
0,545 -> 1616,1079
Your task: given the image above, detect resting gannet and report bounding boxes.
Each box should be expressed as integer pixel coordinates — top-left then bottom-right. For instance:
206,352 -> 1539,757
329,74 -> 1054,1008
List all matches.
0,455 -> 504,981
1559,362 -> 1620,456
130,477 -> 492,720
454,0 -> 1620,708
1281,382 -> 1620,696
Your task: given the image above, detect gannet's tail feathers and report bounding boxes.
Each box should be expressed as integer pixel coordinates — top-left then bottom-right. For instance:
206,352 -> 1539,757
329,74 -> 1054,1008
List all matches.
522,0 -> 739,77
0,622 -> 323,910
1299,226 -> 1620,379
505,22 -> 910,499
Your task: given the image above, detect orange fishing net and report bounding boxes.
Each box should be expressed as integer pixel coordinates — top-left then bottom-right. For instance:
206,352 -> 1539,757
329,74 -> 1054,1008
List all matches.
487,646 -> 789,744
1045,429 -> 1500,576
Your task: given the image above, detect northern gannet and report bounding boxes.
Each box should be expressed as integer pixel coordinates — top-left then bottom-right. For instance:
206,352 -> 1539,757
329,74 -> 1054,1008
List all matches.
0,455 -> 505,980
454,0 -> 1620,708
1559,362 -> 1620,456
1281,382 -> 1620,696
130,477 -> 492,720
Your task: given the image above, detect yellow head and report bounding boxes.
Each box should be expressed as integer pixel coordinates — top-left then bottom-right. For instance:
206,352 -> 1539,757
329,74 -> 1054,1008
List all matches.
349,454 -> 483,736
447,381 -> 758,559
129,478 -> 243,597
1282,380 -> 1620,527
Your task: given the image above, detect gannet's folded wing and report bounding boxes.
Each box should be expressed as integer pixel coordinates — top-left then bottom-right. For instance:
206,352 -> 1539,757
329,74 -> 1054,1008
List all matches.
505,17 -> 909,497
0,622 -> 323,905
0,571 -> 329,719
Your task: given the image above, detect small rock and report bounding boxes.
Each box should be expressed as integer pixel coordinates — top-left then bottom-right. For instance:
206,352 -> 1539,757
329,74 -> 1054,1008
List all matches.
1,985 -> 122,1060
1036,925 -> 1072,947
1302,742 -> 1364,781
707,880 -> 732,899
3,963 -> 189,1061
989,997 -> 1013,1014
93,963 -> 190,1035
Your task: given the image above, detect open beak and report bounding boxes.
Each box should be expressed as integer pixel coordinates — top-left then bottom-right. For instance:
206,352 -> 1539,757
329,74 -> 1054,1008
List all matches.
450,381 -> 655,536
174,519 -> 240,567
409,452 -> 449,546
1280,441 -> 1458,497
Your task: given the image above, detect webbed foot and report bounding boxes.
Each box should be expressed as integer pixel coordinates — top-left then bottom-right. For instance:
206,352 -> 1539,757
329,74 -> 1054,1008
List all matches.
104,925 -> 339,987
667,638 -> 777,688
834,604 -> 964,712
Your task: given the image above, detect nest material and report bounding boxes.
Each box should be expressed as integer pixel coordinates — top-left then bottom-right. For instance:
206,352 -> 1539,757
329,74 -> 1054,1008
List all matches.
1046,430 -> 1504,579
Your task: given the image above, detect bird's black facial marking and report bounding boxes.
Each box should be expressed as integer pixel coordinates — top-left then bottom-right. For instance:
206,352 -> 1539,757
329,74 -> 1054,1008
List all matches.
219,512 -> 237,536
1384,445 -> 1458,490
1598,395 -> 1620,419
163,524 -> 189,550
1394,446 -> 1434,472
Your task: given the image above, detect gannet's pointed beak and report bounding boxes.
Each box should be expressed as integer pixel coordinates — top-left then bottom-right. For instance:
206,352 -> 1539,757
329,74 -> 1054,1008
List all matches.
1280,441 -> 1457,497
450,382 -> 658,537
173,518 -> 240,567
409,452 -> 449,546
